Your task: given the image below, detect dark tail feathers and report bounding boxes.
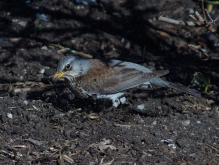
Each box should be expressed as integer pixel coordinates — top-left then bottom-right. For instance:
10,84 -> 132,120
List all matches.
150,78 -> 201,98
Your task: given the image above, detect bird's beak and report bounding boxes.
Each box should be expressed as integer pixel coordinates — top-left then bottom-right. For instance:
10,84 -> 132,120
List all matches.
53,71 -> 67,81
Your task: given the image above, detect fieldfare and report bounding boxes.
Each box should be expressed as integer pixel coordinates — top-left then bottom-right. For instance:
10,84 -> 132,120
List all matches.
53,56 -> 201,107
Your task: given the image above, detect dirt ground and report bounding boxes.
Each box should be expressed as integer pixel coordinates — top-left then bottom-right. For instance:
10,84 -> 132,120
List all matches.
0,0 -> 219,164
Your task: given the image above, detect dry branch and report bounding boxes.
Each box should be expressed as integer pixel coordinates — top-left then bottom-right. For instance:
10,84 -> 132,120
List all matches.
158,10 -> 219,39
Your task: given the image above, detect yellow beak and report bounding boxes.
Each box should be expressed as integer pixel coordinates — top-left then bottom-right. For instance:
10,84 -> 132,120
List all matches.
53,71 -> 67,81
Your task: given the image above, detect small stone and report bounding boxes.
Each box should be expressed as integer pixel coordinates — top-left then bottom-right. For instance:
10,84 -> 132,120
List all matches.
7,113 -> 13,119
161,139 -> 173,143
19,21 -> 28,27
23,100 -> 28,105
168,144 -> 176,149
41,46 -> 48,50
9,38 -> 21,43
36,13 -> 49,22
39,68 -> 45,74
125,42 -> 131,49
13,88 -> 31,93
181,120 -> 190,126
137,104 -> 145,110
189,153 -> 197,157
119,97 -> 126,104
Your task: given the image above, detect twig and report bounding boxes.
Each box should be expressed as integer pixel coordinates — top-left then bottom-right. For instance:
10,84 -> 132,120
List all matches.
71,50 -> 93,59
158,16 -> 197,26
158,10 -> 219,39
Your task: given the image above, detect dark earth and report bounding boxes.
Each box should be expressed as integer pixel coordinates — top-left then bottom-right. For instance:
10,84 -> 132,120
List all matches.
1,0 -> 219,164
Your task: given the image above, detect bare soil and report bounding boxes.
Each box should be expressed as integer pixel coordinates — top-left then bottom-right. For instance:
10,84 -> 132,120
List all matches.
0,0 -> 219,164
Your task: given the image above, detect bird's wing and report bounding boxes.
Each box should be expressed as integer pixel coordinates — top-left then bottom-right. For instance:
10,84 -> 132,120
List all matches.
79,59 -> 168,94
102,67 -> 168,94
109,60 -> 201,98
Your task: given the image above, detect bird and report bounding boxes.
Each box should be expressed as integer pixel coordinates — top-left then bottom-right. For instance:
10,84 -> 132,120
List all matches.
53,55 -> 201,107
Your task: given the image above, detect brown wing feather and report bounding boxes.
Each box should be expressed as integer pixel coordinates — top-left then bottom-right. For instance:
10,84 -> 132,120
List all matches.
79,60 -> 168,94
103,69 -> 168,94
79,60 -> 121,94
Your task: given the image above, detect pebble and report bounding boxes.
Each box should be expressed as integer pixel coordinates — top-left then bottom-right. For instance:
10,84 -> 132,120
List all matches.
137,104 -> 145,110
41,46 -> 48,50
168,144 -> 176,149
23,100 -> 28,105
7,113 -> 13,119
39,68 -> 45,74
36,13 -> 49,22
9,38 -> 21,43
13,88 -> 31,93
12,19 -> 27,27
161,139 -> 173,143
119,97 -> 126,104
181,120 -> 190,126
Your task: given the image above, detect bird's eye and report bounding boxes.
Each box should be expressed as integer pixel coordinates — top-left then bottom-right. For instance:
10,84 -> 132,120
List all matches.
65,64 -> 71,70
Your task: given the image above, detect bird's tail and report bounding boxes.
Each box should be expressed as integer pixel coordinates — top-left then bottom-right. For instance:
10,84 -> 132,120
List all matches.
150,78 -> 201,98
166,81 -> 201,98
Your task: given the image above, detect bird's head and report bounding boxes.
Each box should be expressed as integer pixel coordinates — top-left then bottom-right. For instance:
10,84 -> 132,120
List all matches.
53,56 -> 90,82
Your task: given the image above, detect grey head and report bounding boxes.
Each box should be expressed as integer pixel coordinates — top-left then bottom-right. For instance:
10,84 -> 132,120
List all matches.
53,56 -> 91,82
